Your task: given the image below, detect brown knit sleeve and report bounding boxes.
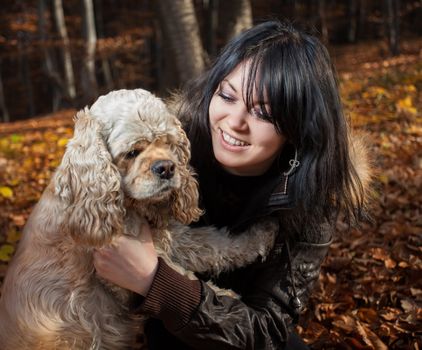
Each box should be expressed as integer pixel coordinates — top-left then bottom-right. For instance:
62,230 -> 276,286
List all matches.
140,257 -> 202,331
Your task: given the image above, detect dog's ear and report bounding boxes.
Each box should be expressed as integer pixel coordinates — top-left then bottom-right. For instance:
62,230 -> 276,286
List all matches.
170,123 -> 203,224
171,119 -> 191,166
54,108 -> 124,246
171,167 -> 202,224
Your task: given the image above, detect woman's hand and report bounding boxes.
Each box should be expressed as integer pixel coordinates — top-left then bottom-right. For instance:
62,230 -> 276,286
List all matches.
93,221 -> 158,296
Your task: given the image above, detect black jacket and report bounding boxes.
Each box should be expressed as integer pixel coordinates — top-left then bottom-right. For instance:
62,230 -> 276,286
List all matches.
140,167 -> 333,349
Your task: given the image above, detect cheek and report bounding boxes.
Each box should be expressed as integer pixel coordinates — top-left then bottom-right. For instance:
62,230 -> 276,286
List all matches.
273,136 -> 286,153
269,134 -> 286,155
208,96 -> 221,125
256,124 -> 286,149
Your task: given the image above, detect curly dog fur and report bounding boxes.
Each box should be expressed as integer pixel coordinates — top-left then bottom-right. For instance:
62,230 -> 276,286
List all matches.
0,89 -> 278,350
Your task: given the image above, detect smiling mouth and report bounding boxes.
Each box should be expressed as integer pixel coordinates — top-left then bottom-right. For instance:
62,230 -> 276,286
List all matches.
219,129 -> 250,147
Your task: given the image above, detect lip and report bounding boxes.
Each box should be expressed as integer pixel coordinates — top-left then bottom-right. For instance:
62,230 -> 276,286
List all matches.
218,128 -> 250,152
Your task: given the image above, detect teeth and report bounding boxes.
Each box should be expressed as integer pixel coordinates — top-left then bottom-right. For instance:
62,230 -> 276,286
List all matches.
221,130 -> 248,146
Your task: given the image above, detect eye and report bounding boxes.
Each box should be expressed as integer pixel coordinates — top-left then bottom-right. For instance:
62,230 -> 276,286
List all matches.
217,90 -> 235,103
250,106 -> 272,122
250,106 -> 264,118
126,149 -> 141,159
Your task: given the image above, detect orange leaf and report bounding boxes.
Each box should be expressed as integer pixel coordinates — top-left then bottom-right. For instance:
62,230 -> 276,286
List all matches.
356,320 -> 388,350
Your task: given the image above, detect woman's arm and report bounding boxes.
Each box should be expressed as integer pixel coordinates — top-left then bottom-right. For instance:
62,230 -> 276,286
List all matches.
94,218 -> 278,296
94,218 -> 332,349
141,227 -> 332,349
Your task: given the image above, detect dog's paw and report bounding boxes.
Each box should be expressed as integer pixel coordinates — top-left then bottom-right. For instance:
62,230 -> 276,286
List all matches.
247,217 -> 279,260
208,281 -> 240,299
253,217 -> 279,234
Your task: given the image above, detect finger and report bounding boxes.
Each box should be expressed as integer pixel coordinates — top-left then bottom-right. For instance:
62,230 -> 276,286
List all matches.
94,246 -> 114,259
139,222 -> 153,242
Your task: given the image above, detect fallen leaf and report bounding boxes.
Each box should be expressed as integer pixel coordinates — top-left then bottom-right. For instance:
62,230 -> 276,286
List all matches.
401,299 -> 417,313
396,96 -> 417,115
384,258 -> 397,269
10,134 -> 23,143
380,307 -> 401,321
0,186 -> 13,198
356,308 -> 378,324
6,228 -> 21,243
57,138 -> 69,147
356,320 -> 388,350
332,314 -> 356,333
0,244 -> 14,262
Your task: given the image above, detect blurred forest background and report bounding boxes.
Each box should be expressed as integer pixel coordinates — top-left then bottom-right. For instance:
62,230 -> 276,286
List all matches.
0,0 -> 420,121
0,1 -> 421,349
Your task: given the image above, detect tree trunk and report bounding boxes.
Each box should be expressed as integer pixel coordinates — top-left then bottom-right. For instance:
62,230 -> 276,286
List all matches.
385,0 -> 400,55
82,0 -> 98,103
157,0 -> 206,86
95,0 -> 114,91
0,60 -> 9,123
52,0 -> 76,100
18,33 -> 35,117
348,0 -> 358,42
39,0 -> 64,111
203,0 -> 219,58
358,0 -> 366,39
219,0 -> 253,43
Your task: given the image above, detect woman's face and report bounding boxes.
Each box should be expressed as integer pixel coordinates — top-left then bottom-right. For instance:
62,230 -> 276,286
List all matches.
209,62 -> 286,176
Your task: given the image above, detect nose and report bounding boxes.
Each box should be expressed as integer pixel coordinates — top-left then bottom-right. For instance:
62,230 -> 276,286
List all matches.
227,105 -> 248,130
151,160 -> 175,180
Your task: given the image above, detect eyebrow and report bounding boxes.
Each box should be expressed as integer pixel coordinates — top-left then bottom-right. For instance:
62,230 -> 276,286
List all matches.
221,79 -> 237,93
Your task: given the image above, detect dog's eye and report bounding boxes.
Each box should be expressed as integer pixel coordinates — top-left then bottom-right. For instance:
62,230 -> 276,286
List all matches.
126,150 -> 140,159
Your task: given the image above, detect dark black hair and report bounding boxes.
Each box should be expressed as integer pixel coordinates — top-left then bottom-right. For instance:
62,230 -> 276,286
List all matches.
179,20 -> 364,225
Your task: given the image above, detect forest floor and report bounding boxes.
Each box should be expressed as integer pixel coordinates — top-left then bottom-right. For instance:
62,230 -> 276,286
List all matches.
0,39 -> 421,349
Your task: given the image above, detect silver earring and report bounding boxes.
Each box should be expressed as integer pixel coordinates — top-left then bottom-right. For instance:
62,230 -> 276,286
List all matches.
282,149 -> 300,194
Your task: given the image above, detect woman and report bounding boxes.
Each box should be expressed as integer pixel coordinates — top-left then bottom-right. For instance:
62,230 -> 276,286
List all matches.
94,20 -> 368,349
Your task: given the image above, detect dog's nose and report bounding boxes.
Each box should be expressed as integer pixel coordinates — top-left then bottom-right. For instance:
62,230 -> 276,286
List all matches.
151,160 -> 175,180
